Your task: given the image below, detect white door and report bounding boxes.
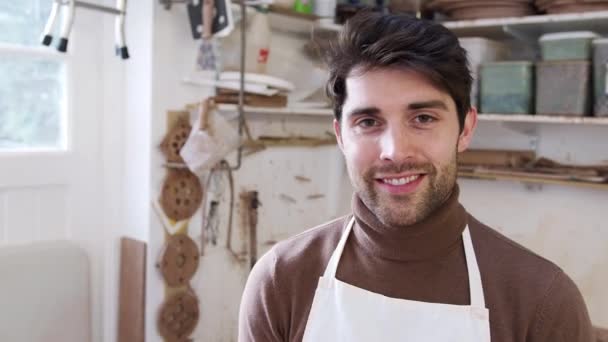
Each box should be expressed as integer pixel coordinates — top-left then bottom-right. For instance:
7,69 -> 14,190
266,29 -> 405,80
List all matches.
0,2 -> 110,341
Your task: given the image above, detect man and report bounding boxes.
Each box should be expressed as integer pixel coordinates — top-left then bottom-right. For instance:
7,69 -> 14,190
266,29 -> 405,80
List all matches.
239,12 -> 593,342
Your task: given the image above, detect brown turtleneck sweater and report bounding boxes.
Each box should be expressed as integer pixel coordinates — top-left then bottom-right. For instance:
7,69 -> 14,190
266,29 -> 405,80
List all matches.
238,186 -> 593,341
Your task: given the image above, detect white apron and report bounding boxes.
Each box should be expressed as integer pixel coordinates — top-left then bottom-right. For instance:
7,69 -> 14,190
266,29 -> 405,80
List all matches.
302,217 -> 491,342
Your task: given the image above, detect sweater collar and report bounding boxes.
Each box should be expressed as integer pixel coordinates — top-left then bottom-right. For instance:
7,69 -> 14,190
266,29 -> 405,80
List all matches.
351,184 -> 467,261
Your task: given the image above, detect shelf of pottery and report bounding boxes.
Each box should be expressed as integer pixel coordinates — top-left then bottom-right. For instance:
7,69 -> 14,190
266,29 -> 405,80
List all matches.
311,3 -> 608,124
303,1 -> 608,190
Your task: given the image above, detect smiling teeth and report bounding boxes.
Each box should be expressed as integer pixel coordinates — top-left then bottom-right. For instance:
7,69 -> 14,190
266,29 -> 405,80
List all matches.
383,175 -> 420,186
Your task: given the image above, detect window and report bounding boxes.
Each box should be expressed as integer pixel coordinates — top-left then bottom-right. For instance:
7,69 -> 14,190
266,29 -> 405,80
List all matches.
0,1 -> 67,150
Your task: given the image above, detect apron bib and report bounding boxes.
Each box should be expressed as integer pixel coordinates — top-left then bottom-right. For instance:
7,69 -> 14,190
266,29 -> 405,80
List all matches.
302,217 -> 491,341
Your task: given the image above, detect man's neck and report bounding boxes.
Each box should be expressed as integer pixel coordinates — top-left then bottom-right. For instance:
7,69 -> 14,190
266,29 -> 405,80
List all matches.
350,185 -> 467,261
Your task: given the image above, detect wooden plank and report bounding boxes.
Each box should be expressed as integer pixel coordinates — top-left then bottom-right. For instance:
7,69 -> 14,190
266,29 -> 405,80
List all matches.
478,114 -> 608,125
458,171 -> 608,191
214,93 -> 288,108
460,166 -> 606,182
118,237 -> 146,342
216,104 -> 334,117
459,149 -> 535,168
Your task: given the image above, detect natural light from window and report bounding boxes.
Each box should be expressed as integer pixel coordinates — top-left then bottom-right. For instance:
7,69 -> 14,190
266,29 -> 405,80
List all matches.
0,1 -> 67,151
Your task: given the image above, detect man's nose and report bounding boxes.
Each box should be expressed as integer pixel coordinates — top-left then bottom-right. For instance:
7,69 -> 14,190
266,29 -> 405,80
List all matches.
378,126 -> 414,163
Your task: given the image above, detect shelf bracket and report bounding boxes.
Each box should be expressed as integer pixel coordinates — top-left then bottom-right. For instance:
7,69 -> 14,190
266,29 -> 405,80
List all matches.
499,121 -> 540,153
523,182 -> 544,192
159,0 -> 193,10
502,24 -> 537,44
500,121 -> 538,136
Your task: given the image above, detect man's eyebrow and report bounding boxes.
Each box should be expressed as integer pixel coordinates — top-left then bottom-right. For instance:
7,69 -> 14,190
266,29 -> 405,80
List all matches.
345,106 -> 381,119
407,100 -> 449,111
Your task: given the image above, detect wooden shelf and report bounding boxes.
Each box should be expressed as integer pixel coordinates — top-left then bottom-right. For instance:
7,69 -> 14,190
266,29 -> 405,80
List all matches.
217,105 -> 608,125
459,171 -> 608,191
314,18 -> 343,33
268,6 -> 317,35
217,104 -> 334,117
315,11 -> 608,39
269,5 -> 319,21
443,10 -> 608,39
478,114 -> 608,125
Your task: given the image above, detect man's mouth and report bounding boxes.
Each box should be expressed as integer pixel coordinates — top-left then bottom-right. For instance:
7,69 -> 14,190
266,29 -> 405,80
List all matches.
373,173 -> 427,194
380,174 -> 421,186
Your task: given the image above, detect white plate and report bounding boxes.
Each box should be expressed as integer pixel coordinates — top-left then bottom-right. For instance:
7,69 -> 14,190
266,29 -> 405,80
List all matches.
183,76 -> 280,96
220,71 -> 295,91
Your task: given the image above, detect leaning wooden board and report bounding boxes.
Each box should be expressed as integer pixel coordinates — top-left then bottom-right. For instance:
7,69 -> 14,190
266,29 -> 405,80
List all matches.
118,237 -> 147,342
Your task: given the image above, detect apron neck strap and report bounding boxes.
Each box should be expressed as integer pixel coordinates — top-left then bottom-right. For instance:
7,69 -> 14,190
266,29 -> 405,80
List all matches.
462,226 -> 486,308
323,217 -> 487,309
323,216 -> 355,279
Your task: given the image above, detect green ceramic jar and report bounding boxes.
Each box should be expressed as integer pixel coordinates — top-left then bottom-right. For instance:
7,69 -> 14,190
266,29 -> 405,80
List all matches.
480,61 -> 535,114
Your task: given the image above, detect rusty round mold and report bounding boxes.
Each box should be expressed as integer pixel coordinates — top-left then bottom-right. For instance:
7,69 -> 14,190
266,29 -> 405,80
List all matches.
159,234 -> 200,287
160,169 -> 203,222
158,290 -> 199,341
161,117 -> 192,163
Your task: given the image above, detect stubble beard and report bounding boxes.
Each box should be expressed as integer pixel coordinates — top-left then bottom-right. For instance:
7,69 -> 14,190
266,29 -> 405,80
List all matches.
353,152 -> 458,228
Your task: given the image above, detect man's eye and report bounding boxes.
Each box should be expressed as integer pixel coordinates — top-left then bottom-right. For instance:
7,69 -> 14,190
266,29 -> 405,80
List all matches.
414,114 -> 436,124
357,118 -> 379,128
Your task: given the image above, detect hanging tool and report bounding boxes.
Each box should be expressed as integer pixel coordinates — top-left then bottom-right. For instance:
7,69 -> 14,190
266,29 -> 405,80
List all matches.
240,190 -> 260,269
186,0 -> 234,39
200,160 -> 236,258
196,0 -> 219,71
248,191 -> 259,269
179,99 -> 240,176
41,0 -> 130,59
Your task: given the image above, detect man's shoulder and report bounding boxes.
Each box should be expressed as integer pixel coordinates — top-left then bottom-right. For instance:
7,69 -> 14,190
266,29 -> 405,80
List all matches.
468,213 -> 562,275
467,214 -> 570,303
468,214 -> 593,339
240,217 -> 351,341
244,215 -> 350,300
271,215 -> 350,264
254,215 -> 349,273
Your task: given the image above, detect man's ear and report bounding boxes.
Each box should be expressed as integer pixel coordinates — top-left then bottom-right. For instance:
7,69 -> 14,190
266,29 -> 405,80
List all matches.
457,107 -> 478,153
334,119 -> 344,152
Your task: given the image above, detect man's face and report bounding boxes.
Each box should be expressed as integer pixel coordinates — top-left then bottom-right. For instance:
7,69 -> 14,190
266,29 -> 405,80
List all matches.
335,67 -> 477,227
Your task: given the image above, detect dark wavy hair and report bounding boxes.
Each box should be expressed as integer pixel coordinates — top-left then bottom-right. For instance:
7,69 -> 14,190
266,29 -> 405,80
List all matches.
326,11 -> 472,131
